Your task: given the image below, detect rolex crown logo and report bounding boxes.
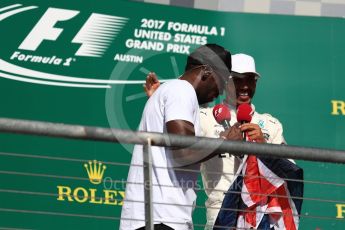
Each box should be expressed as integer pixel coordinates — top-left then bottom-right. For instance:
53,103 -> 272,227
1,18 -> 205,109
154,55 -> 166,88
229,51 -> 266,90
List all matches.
84,160 -> 106,185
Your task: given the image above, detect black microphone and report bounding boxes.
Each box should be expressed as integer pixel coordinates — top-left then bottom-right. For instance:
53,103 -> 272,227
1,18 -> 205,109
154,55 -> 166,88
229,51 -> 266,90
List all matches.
236,104 -> 253,141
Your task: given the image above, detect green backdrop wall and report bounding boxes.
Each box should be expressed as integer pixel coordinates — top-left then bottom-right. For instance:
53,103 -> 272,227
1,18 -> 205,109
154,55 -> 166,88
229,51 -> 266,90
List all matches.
0,0 -> 345,229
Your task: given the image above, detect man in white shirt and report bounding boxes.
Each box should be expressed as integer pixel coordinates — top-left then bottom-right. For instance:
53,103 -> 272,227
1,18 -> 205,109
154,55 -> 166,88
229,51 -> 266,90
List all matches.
120,44 -> 232,230
200,54 -> 287,229
144,53 -> 287,229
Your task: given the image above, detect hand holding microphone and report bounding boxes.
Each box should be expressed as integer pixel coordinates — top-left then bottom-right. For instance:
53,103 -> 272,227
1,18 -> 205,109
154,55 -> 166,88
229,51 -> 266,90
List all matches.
237,103 -> 266,143
213,104 -> 242,141
237,103 -> 252,141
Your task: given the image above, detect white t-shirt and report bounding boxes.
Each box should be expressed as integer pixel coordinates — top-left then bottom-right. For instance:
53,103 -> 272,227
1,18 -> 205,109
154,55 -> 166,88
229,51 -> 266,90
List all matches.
199,104 -> 286,229
120,79 -> 201,230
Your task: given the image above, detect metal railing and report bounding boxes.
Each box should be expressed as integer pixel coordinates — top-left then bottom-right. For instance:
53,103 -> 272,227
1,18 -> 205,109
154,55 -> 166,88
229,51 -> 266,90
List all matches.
1,117 -> 345,164
1,117 -> 345,230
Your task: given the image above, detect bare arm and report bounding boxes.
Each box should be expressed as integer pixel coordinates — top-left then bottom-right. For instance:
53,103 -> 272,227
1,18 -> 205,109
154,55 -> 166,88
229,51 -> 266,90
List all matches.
166,120 -> 195,136
198,123 -> 242,162
166,120 -> 243,167
166,120 -> 197,167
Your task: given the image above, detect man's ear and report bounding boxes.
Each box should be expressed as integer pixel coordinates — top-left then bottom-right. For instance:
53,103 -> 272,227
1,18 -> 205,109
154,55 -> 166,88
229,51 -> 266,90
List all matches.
201,66 -> 212,81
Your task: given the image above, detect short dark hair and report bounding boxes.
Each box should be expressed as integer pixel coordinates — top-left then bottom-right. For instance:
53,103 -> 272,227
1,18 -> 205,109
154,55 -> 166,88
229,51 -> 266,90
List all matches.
185,44 -> 232,81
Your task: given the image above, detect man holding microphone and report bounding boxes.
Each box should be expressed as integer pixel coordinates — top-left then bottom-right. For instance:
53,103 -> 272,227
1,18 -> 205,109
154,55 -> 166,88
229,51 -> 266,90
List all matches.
144,53 -> 289,229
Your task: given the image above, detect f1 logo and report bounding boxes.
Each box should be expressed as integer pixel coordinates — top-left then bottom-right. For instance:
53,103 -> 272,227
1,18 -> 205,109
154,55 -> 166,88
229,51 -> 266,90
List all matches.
19,7 -> 128,57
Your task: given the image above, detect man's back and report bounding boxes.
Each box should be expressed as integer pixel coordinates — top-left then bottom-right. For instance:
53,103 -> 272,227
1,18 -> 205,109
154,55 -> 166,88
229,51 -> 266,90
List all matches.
120,79 -> 201,230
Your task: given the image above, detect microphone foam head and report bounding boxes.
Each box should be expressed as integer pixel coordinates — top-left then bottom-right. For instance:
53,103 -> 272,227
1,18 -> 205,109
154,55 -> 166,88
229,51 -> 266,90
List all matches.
213,104 -> 231,124
237,103 -> 253,123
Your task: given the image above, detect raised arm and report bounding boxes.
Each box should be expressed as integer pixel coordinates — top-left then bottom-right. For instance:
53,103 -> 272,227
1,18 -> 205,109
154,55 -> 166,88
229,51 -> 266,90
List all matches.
143,72 -> 161,97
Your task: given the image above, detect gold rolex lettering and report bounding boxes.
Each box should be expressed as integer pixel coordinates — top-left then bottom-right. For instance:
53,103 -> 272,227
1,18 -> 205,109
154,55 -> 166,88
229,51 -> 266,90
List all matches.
118,191 -> 125,206
104,190 -> 118,205
89,188 -> 103,204
57,186 -> 124,206
57,185 -> 73,202
73,187 -> 89,203
56,160 -> 124,206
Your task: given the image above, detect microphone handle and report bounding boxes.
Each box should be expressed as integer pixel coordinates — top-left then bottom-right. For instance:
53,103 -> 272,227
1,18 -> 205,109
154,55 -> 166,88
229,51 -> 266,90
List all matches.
221,120 -> 231,129
241,121 -> 247,141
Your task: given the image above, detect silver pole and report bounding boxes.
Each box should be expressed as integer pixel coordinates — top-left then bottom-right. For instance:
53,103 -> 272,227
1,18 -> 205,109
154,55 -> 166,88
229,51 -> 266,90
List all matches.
1,117 -> 345,164
143,138 -> 153,230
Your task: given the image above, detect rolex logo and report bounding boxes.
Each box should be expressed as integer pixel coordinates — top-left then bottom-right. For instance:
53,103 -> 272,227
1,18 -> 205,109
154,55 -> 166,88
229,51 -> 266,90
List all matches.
57,159 -> 124,206
84,160 -> 107,185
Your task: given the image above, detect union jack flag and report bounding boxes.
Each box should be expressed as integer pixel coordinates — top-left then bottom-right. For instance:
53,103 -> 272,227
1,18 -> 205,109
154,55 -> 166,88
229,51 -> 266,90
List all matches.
214,155 -> 304,230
